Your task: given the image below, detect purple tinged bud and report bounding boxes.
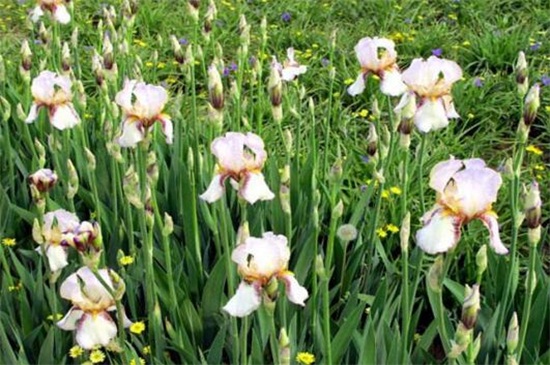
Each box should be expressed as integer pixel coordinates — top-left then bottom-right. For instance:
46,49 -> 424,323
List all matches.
431,48 -> 443,57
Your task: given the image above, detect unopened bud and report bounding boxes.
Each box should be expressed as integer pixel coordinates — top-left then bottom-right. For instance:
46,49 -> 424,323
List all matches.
34,139 -> 46,167
85,148 -> 96,171
61,42 -> 71,73
162,213 -> 174,236
371,98 -> 380,119
523,84 -> 540,126
427,255 -> 444,292
170,35 -> 185,64
332,200 -> 344,219
0,96 -> 11,121
315,254 -> 327,280
395,92 -> 417,122
279,328 -> 290,365
20,39 -> 32,76
507,312 -> 519,354
400,212 -> 410,252
515,51 -> 528,96
28,168 -> 58,193
367,123 -> 378,157
283,129 -> 293,155
461,284 -> 480,329
123,166 -> 143,209
523,181 -> 541,230
39,23 -> 49,45
71,27 -> 79,48
208,64 -> 224,110
236,221 -> 250,246
32,218 -> 44,244
67,160 -> 79,199
475,245 -> 487,282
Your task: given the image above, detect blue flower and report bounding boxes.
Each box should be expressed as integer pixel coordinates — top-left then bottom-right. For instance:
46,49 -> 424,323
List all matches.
431,48 -> 443,57
281,12 -> 291,22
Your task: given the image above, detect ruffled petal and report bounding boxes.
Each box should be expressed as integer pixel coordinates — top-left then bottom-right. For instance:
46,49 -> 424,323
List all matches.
31,71 -> 57,102
347,73 -> 366,96
117,119 -> 144,148
380,68 -> 407,96
60,267 -> 114,307
429,157 -> 463,193
134,83 -> 168,119
414,98 -> 449,132
159,116 -> 173,144
281,65 -> 308,81
45,244 -> 69,272
279,272 -> 309,306
442,95 -> 460,119
57,307 -> 84,330
50,104 -> 80,130
231,232 -> 289,279
199,174 -> 225,203
416,207 -> 462,254
479,212 -> 508,255
222,281 -> 262,317
30,6 -> 44,23
115,80 -> 137,111
450,165 -> 502,218
76,312 -> 118,349
211,132 -> 246,172
240,172 -> 275,204
25,103 -> 40,124
53,5 -> 71,24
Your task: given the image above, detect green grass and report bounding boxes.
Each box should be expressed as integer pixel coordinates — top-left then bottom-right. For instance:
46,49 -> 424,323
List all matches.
0,0 -> 548,364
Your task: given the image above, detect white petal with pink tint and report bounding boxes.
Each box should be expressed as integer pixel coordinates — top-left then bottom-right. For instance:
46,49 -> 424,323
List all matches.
117,119 -> 144,148
414,99 -> 449,132
347,73 -> 366,96
76,312 -> 118,349
240,172 -> 275,204
51,104 -> 80,130
429,158 -> 463,193
222,282 -> 262,317
31,71 -> 57,102
53,4 -> 71,24
134,83 -> 168,120
380,68 -> 407,96
45,244 -> 69,272
199,174 -> 225,203
57,307 -> 84,330
416,208 -> 461,254
281,65 -> 308,81
26,104 -> 40,124
232,232 -> 289,279
479,213 -> 508,254
30,6 -> 44,22
160,116 -> 173,144
115,80 -> 138,111
280,272 -> 309,306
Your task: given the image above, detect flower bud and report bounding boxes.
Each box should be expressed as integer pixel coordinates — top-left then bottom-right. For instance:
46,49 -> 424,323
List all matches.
123,166 -> 143,209
71,27 -> 79,48
0,55 -> 5,83
427,255 -> 444,292
400,212 -> 410,253
315,254 -> 327,280
523,84 -> 540,126
85,148 -> 96,171
332,200 -> 344,219
371,98 -> 380,119
0,96 -> 11,122
507,312 -> 519,354
170,35 -> 185,64
61,42 -> 71,73
279,328 -> 290,365
515,51 -> 528,96
475,245 -> 487,282
102,33 -> 115,71
236,221 -> 249,246
38,23 -> 49,45
162,213 -> 174,236
187,0 -> 200,22
523,181 -> 541,229
366,123 -> 378,157
146,151 -> 159,185
28,168 -> 58,193
34,138 -> 46,167
208,64 -> 224,110
461,284 -> 480,329
32,218 -> 43,244
280,185 -> 291,214
67,159 -> 79,199
20,40 -> 32,80
283,129 -> 293,155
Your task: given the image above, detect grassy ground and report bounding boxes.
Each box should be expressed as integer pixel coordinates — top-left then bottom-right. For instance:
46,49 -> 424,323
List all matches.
0,0 -> 548,364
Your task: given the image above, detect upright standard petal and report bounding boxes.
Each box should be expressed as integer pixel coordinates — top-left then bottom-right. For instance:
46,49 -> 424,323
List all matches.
53,4 -> 71,24
76,312 -> 118,349
31,71 -> 57,102
416,207 -> 462,254
380,68 -> 407,96
199,174 -> 225,203
280,272 -> 309,306
479,212 -> 508,254
50,104 -> 80,130
133,83 -> 168,120
240,172 -> 275,204
232,232 -> 289,279
414,99 -> 449,133
347,73 -> 366,96
115,80 -> 138,111
117,119 -> 144,148
222,282 -> 262,317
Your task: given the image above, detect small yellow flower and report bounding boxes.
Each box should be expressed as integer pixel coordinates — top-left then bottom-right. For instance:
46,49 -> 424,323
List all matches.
130,321 -> 146,334
119,255 -> 135,266
2,238 -> 16,247
381,190 -> 390,199
296,351 -> 316,364
142,345 -> 151,355
8,282 -> 22,292
462,41 -> 471,47
545,105 -> 550,113
448,13 -> 458,20
89,349 -> 105,363
157,62 -> 166,69
376,228 -> 387,238
129,358 -> 146,365
145,61 -> 154,68
389,186 -> 402,195
358,109 -> 369,118
386,224 -> 399,233
414,333 -> 422,343
344,78 -> 355,85
69,345 -> 83,358
467,113 -> 475,119
526,145 -> 543,156
534,164 -> 545,171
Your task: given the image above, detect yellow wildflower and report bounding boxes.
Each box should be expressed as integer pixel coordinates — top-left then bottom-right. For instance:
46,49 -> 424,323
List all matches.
69,345 -> 83,358
129,358 -> 146,365
119,255 -> 135,266
47,313 -> 63,321
89,349 -> 105,364
2,238 -> 16,246
381,190 -> 390,199
386,224 -> 399,233
526,145 -> 543,155
145,62 -> 154,68
376,228 -> 387,238
358,109 -> 368,118
344,78 -> 355,85
8,282 -> 22,292
462,40 -> 471,47
142,346 -> 151,355
130,321 -> 146,334
296,352 -> 316,365
534,164 -> 544,171
389,186 -> 402,195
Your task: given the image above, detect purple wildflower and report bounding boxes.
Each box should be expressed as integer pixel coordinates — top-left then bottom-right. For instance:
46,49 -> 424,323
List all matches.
229,62 -> 238,71
222,68 -> 230,77
431,48 -> 443,57
321,58 -> 330,67
473,77 -> 484,88
530,42 -> 541,51
541,75 -> 550,87
360,155 -> 370,164
179,38 -> 188,46
281,12 -> 291,22
248,56 -> 257,67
